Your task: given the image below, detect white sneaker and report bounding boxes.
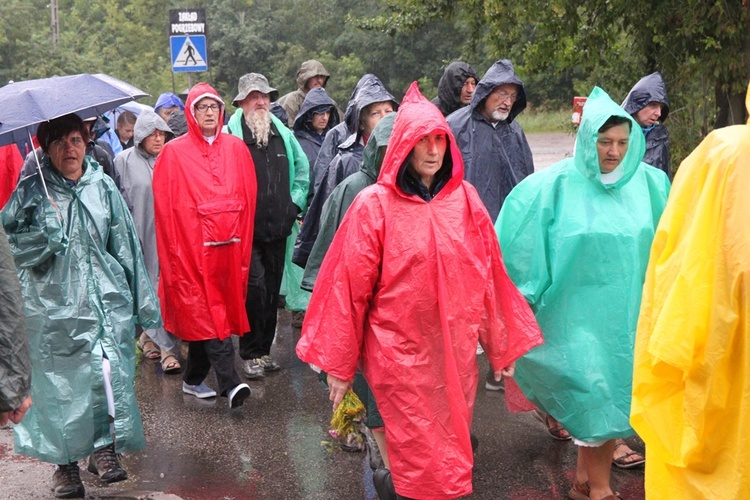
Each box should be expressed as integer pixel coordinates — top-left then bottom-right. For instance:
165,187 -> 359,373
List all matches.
228,383 -> 251,408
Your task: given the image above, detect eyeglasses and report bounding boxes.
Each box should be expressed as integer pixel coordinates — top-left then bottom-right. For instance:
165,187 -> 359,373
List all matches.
492,91 -> 518,102
195,103 -> 220,112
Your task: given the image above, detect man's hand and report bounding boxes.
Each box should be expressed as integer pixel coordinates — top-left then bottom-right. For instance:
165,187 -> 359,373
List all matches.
326,374 -> 352,411
0,396 -> 32,426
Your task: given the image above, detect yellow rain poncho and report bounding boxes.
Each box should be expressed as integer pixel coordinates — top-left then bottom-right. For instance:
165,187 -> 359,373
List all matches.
631,83 -> 750,498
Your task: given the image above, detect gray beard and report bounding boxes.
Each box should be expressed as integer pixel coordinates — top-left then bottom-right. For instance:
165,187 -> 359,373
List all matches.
245,110 -> 271,148
491,109 -> 510,122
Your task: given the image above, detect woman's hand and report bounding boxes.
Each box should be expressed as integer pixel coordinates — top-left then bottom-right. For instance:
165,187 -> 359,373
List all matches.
494,362 -> 516,381
326,373 -> 352,411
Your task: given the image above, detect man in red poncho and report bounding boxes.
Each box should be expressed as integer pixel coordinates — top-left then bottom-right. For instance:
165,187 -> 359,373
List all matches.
153,83 -> 256,409
296,83 -> 543,499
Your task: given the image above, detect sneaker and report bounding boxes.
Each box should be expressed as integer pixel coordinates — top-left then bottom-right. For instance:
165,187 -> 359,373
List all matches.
87,443 -> 127,483
257,354 -> 280,372
361,424 -> 384,471
243,358 -> 265,379
485,369 -> 505,391
53,463 -> 84,498
228,383 -> 251,408
182,381 -> 217,398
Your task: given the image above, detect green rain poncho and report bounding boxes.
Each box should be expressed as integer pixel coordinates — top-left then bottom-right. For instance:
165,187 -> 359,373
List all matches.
495,87 -> 670,441
1,156 -> 161,464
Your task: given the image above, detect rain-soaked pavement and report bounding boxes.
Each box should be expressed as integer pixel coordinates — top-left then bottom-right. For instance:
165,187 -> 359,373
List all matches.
0,133 -> 648,499
0,307 -> 645,499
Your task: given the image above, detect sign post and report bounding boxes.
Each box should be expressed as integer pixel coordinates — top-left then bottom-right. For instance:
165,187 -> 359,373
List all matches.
169,9 -> 208,73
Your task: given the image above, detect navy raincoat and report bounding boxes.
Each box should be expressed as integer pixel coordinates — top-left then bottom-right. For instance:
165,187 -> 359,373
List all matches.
293,77 -> 397,268
622,72 -> 671,180
447,59 -> 534,221
293,87 -> 340,173
431,62 -> 479,117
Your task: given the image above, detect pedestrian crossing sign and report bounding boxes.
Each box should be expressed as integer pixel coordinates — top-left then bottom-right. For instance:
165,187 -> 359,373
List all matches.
170,35 -> 208,73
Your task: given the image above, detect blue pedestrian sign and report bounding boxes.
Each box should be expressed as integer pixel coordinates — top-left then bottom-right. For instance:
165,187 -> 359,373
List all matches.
170,35 -> 208,73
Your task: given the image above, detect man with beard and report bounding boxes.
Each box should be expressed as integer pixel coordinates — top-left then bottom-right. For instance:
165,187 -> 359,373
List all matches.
447,59 -> 535,394
226,73 -> 309,380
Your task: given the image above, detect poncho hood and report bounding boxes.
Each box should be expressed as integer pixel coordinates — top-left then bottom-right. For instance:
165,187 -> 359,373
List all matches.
622,72 -> 670,122
575,86 -> 646,188
471,59 -> 527,123
378,82 -> 462,197
154,92 -> 184,113
185,83 -> 225,143
296,60 -> 330,90
293,87 -> 340,133
433,61 -> 479,116
360,112 -> 395,181
342,75 -> 398,146
133,109 -> 171,150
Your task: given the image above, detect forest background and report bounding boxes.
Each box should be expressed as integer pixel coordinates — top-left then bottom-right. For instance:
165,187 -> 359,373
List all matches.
1,0 -> 748,166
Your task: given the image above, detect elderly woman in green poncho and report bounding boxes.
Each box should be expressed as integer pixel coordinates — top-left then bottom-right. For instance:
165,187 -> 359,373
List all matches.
495,87 -> 670,500
2,114 -> 160,499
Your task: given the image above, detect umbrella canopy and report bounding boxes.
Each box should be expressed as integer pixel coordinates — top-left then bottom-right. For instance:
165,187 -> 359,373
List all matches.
0,73 -> 148,147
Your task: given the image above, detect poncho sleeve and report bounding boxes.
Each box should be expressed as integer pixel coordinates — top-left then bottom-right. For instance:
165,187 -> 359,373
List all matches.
0,179 -> 68,269
104,177 -> 161,329
296,194 -> 384,381
494,174 -> 552,307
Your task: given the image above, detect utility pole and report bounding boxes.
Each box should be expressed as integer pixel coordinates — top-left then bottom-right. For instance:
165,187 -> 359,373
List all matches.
50,0 -> 59,49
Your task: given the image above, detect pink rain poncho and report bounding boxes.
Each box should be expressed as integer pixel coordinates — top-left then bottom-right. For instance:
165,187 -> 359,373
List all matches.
296,83 -> 542,499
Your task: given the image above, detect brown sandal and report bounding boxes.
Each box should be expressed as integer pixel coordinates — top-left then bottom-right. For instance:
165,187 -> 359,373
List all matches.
137,337 -> 160,360
612,438 -> 645,468
160,353 -> 182,374
533,409 -> 572,441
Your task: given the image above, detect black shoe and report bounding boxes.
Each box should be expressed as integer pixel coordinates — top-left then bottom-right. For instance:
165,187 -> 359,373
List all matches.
470,433 -> 479,453
228,383 -> 251,408
87,443 -> 127,483
372,468 -> 397,500
52,463 -> 84,498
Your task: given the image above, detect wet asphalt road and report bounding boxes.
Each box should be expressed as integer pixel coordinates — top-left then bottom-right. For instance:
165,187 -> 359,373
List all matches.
0,307 -> 645,500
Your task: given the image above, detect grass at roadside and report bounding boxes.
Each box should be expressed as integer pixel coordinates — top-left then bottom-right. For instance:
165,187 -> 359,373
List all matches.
516,109 -> 574,134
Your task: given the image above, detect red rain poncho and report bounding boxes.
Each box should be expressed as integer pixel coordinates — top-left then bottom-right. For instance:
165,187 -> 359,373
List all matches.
153,83 -> 257,341
0,144 -> 22,209
296,83 -> 542,499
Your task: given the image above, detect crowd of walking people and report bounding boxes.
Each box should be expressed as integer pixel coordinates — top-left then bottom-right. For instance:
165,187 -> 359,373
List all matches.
0,56 -> 748,500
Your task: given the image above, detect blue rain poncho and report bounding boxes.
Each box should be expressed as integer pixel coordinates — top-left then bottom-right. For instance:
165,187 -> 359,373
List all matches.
1,156 -> 161,463
496,87 -> 670,441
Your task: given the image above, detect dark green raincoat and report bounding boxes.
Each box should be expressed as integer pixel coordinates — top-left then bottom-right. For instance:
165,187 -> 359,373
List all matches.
1,156 -> 160,463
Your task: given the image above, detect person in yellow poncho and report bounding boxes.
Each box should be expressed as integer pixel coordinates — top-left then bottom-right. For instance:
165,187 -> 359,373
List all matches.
631,82 -> 750,499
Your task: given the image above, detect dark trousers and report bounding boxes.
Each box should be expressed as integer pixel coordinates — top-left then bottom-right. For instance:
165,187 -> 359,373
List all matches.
183,338 -> 241,397
240,238 -> 287,360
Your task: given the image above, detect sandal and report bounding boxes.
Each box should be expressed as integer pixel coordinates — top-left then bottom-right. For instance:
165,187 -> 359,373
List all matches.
612,438 -> 645,469
568,480 -> 622,500
533,409 -> 572,441
160,353 -> 182,374
137,336 -> 160,360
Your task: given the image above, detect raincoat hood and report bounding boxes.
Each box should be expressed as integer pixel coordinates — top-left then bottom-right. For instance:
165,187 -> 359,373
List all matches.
575,86 -> 646,188
296,60 -> 330,90
360,112 -> 395,180
185,83 -> 225,142
378,82 -> 462,195
293,87 -> 340,133
471,59 -> 527,123
154,92 -> 184,114
133,110 -> 171,150
166,110 -> 187,138
622,72 -> 670,122
434,62 -> 479,116
344,75 -> 398,143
